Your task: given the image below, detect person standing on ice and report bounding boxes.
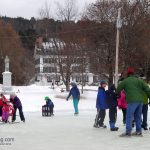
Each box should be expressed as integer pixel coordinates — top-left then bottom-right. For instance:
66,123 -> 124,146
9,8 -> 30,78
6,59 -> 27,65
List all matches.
93,80 -> 108,128
10,94 -> 25,122
117,68 -> 150,137
0,94 -> 7,117
106,84 -> 119,131
66,82 -> 80,115
139,74 -> 149,130
2,100 -> 14,123
0,96 -> 4,117
118,90 -> 127,125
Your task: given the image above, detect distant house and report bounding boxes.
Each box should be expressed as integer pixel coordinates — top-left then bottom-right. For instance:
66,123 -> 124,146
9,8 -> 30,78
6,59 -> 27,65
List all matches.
34,37 -> 96,86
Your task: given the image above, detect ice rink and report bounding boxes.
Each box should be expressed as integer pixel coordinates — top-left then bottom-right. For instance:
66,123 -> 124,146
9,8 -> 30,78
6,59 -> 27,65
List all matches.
1,110 -> 150,150
0,85 -> 150,150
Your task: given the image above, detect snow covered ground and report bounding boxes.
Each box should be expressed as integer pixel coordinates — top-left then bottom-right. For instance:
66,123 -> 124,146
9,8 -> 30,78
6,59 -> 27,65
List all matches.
1,85 -> 150,150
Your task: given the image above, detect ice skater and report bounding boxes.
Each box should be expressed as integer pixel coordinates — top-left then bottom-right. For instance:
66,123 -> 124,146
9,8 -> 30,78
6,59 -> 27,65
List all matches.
44,96 -> 54,115
10,94 -> 25,122
2,100 -> 14,123
117,68 -> 150,137
93,80 -> 108,128
139,75 -> 149,130
118,90 -> 127,125
0,94 -> 7,117
106,84 -> 119,131
66,82 -> 80,115
0,96 -> 3,117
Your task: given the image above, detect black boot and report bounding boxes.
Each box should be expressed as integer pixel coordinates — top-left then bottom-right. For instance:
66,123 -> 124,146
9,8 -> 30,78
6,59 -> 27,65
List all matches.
110,127 -> 119,131
141,125 -> 148,130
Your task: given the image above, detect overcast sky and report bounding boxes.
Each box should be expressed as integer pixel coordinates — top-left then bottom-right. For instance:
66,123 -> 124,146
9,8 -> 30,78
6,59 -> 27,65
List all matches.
0,0 -> 97,19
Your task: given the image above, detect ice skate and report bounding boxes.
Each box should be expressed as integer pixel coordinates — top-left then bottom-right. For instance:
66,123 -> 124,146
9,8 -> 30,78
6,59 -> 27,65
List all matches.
119,132 -> 131,137
131,132 -> 143,137
99,124 -> 107,128
110,127 -> 119,131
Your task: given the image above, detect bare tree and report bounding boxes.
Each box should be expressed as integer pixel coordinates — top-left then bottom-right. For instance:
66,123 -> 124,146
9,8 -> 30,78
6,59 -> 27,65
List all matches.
38,1 -> 52,19
37,0 -> 84,91
56,0 -> 78,21
38,1 -> 53,38
83,0 -> 150,84
51,27 -> 87,91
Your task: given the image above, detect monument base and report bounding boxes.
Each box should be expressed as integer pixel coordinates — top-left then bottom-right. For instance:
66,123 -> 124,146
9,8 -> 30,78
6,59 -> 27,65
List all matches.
2,71 -> 12,86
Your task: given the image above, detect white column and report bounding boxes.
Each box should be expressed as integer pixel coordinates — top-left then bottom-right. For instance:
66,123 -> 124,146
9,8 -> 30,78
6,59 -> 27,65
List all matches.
40,57 -> 43,73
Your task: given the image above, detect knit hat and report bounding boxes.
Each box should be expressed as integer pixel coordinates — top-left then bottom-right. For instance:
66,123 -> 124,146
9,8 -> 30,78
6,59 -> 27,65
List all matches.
100,80 -> 108,85
127,67 -> 135,75
70,82 -> 77,87
10,94 -> 16,98
44,96 -> 49,101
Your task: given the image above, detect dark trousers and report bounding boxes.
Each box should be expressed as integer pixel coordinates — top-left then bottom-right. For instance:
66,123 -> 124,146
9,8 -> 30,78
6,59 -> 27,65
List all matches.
49,106 -> 54,114
142,104 -> 148,127
95,109 -> 106,126
122,108 -> 126,124
109,108 -> 117,123
13,106 -> 25,121
0,106 -> 2,116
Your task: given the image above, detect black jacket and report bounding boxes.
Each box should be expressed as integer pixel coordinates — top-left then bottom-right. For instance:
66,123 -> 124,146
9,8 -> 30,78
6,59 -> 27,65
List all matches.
106,85 -> 118,109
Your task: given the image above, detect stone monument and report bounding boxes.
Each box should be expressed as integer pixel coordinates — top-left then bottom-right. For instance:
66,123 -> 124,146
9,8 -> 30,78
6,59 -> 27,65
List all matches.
2,56 -> 13,94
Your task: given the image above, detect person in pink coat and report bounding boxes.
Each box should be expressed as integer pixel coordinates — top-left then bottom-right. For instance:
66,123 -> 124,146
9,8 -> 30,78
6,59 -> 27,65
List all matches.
118,90 -> 127,125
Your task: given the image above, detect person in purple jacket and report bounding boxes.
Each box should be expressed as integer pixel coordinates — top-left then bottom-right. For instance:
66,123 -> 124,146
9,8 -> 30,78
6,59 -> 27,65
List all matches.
10,94 -> 25,122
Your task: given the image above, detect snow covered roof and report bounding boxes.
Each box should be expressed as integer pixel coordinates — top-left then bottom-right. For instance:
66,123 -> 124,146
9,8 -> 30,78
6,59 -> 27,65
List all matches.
42,38 -> 66,50
35,38 -> 82,56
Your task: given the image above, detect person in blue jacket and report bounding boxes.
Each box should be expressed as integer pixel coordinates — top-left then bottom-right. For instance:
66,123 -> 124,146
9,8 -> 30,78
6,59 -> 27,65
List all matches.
66,82 -> 80,115
93,80 -> 108,128
44,96 -> 54,115
106,84 -> 119,131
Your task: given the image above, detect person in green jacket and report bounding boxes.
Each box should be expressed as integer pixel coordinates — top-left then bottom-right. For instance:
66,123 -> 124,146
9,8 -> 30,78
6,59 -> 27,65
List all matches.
117,68 -> 150,137
139,75 -> 149,130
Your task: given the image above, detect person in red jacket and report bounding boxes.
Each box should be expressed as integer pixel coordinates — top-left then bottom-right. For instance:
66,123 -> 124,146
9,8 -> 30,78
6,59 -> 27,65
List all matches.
1,94 -> 7,101
0,94 -> 5,116
118,90 -> 127,125
2,101 -> 14,123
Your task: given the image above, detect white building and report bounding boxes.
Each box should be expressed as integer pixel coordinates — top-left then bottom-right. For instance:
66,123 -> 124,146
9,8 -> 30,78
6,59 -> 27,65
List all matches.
34,37 -> 95,86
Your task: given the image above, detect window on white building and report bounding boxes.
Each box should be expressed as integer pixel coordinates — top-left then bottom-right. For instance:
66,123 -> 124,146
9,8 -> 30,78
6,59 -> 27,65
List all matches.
43,67 -> 57,73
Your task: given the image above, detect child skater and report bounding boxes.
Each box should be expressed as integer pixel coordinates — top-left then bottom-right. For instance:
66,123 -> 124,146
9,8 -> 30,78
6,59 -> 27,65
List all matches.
106,84 -> 119,131
93,80 -> 108,128
2,99 -> 14,123
0,94 -> 7,117
44,96 -> 54,116
118,90 -> 127,125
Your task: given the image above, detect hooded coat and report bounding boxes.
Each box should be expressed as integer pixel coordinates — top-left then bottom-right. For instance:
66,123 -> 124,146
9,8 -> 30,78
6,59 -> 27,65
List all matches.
46,99 -> 54,108
12,96 -> 22,108
118,90 -> 127,109
117,76 -> 150,104
67,85 -> 80,100
96,87 -> 108,109
106,85 -> 118,109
